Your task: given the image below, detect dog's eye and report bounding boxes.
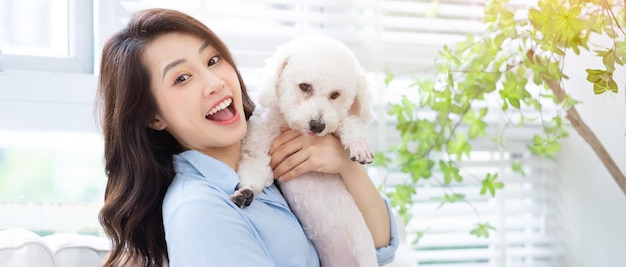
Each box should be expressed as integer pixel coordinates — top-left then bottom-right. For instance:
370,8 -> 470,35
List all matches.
299,83 -> 312,92
330,91 -> 341,100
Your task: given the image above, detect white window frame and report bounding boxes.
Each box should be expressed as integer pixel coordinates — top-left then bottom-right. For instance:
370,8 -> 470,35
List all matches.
1,0 -> 94,73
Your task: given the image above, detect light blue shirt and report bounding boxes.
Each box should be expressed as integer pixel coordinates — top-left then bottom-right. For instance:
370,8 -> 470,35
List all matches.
163,150 -> 399,266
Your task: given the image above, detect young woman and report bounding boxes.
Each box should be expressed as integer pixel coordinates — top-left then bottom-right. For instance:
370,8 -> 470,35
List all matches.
97,8 -> 398,266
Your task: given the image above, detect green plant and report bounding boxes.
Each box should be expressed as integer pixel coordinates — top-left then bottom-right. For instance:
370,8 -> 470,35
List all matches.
379,0 -> 626,242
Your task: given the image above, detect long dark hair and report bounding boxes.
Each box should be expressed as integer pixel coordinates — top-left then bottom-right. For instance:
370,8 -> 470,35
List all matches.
96,8 -> 255,267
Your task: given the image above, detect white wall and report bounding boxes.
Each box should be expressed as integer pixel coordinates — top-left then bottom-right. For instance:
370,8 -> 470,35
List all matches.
557,37 -> 626,267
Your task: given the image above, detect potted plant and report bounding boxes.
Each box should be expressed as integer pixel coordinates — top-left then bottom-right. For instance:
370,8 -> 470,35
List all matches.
378,0 -> 625,243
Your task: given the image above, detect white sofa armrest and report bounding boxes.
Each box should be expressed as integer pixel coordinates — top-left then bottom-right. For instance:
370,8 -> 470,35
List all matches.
42,233 -> 110,267
0,228 -> 56,267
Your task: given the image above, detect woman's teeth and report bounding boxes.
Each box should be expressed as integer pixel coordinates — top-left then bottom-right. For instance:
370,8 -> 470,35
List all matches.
206,98 -> 232,117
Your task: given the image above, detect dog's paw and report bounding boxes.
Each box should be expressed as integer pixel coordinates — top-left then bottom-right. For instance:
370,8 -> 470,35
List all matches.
347,141 -> 375,164
229,184 -> 254,208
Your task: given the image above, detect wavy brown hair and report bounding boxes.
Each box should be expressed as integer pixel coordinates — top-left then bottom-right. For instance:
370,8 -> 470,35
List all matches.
96,8 -> 255,267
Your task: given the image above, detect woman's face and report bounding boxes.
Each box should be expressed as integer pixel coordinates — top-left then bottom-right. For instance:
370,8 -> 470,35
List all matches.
143,32 -> 247,157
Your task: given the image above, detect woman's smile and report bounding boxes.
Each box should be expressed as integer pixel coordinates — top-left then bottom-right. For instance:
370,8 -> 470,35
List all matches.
205,97 -> 239,125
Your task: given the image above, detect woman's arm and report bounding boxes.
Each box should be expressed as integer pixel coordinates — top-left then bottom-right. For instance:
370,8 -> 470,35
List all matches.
337,159 -> 391,248
269,129 -> 391,248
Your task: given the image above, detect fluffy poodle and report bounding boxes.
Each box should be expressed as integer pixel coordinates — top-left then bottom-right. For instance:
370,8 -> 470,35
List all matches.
232,35 -> 377,266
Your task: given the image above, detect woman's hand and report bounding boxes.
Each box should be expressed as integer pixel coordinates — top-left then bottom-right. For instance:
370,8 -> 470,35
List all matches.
269,128 -> 350,182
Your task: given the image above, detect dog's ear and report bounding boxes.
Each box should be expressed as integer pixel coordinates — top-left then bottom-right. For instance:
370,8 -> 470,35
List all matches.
350,70 -> 373,124
258,52 -> 290,109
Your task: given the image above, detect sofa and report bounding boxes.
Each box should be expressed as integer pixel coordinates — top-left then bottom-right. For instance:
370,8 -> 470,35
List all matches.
0,228 -> 110,267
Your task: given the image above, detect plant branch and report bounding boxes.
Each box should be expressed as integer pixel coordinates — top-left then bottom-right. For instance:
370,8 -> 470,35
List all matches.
542,76 -> 626,197
431,174 -> 482,221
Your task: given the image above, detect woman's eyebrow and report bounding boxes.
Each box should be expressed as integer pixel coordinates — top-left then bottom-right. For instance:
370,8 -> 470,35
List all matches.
161,41 -> 212,81
199,41 -> 210,53
162,59 -> 185,81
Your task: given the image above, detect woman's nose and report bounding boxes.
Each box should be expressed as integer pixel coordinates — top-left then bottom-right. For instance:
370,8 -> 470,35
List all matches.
202,71 -> 225,97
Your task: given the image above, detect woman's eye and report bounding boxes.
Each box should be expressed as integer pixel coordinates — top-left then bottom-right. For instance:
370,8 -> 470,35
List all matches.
174,74 -> 191,85
208,56 -> 220,66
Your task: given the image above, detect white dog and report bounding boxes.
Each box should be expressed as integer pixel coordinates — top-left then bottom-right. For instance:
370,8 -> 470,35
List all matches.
232,35 -> 377,266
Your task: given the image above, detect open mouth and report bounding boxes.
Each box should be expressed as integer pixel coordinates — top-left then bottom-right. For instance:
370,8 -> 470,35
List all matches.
205,98 -> 237,122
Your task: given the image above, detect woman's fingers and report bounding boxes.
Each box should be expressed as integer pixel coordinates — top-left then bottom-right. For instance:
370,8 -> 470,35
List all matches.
271,131 -> 353,181
269,129 -> 300,156
274,149 -> 310,181
269,130 -> 304,168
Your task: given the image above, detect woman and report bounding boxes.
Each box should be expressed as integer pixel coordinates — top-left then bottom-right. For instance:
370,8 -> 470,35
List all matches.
97,8 -> 398,266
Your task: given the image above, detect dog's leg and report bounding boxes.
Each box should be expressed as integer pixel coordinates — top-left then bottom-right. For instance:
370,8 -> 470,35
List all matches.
231,108 -> 284,207
336,115 -> 374,164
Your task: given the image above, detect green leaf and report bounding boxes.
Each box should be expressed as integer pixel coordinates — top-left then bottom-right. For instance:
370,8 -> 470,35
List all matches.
615,40 -> 626,64
511,161 -> 526,176
585,69 -> 605,83
603,50 -> 616,72
439,160 -> 462,184
604,25 -> 617,38
527,135 -> 562,159
447,133 -> 472,161
372,151 -> 392,167
403,158 -> 435,181
384,72 -> 395,87
470,222 -> 496,238
469,121 -> 487,139
462,108 -> 489,138
593,78 -> 619,95
388,184 -> 416,220
529,7 -> 550,32
431,193 -> 466,208
499,72 -> 530,109
561,95 -> 580,110
412,228 -> 430,245
480,173 -> 504,197
401,95 -> 416,116
551,6 -> 584,42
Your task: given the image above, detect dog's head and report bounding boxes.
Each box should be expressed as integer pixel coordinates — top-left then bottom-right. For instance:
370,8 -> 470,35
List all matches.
257,35 -> 373,136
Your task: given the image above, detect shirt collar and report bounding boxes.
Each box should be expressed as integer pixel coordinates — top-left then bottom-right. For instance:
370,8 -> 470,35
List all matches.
173,150 -> 239,194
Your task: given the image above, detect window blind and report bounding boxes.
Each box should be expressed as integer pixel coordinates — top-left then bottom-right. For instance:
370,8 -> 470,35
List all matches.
101,0 -> 491,74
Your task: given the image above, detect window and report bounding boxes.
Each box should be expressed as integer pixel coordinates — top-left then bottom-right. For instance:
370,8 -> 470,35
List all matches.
0,131 -> 105,236
0,0 -> 94,73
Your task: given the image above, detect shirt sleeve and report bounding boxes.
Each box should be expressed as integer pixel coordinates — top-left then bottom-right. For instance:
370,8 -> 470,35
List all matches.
163,179 -> 275,267
376,196 -> 400,266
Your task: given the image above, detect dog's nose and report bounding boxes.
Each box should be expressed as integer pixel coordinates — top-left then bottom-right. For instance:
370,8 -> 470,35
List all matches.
309,119 -> 325,134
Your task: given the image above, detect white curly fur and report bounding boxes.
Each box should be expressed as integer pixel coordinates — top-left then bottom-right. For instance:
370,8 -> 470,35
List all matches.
233,35 -> 377,266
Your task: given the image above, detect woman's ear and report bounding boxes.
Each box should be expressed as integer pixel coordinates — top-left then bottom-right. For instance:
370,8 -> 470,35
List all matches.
148,115 -> 167,130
